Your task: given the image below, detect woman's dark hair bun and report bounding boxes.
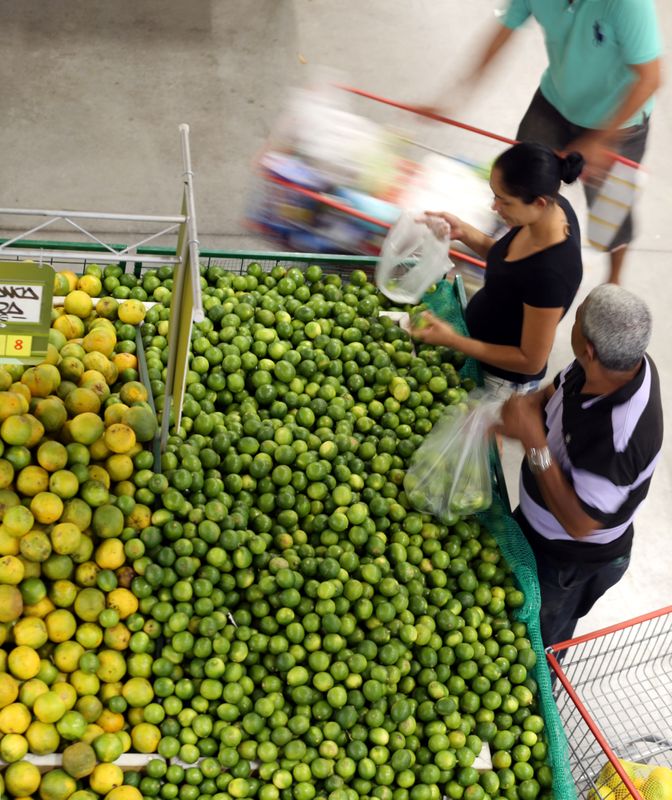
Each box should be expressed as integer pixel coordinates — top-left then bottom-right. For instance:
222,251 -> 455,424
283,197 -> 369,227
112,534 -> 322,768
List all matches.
560,151 -> 585,184
495,141 -> 583,203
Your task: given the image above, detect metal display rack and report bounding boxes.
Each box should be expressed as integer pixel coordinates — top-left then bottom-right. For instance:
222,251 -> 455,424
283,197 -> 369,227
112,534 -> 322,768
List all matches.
547,606 -> 672,797
0,124 -> 201,442
0,124 -> 199,276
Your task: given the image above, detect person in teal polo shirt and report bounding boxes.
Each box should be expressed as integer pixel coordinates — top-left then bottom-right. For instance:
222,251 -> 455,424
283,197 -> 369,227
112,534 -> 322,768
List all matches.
428,0 -> 663,284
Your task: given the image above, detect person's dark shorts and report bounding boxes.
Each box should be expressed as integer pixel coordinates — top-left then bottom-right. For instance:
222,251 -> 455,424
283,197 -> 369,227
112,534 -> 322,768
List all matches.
513,507 -> 632,648
516,88 -> 650,250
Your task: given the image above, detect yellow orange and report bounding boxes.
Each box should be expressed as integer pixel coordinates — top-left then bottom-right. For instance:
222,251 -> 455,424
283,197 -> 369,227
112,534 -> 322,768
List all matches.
52,313 -> 86,340
90,763 -> 123,795
46,609 -> 77,643
26,719 -> 60,754
77,275 -> 102,297
14,617 -> 49,649
16,465 -> 50,496
8,645 -> 41,680
82,328 -> 116,358
113,353 -> 137,372
64,290 -> 94,318
30,491 -> 64,525
0,703 -> 32,734
106,588 -> 138,619
0,673 -> 19,709
4,761 -> 41,796
104,424 -> 136,454
118,299 -> 146,325
0,586 -> 23,623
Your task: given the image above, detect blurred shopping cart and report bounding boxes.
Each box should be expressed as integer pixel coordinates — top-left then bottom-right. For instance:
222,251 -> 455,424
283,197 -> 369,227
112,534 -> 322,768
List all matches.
547,606 -> 672,798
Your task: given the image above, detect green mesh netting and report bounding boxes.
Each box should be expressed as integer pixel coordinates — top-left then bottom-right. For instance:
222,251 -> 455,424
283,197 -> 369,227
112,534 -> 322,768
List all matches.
427,277 -> 576,800
478,498 -> 576,800
422,279 -> 483,385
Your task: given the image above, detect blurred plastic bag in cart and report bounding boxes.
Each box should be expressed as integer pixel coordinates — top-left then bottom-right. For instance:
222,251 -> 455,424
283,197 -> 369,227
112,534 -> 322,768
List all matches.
267,69 -> 404,196
404,392 -> 502,521
397,153 -> 501,241
376,211 -> 452,304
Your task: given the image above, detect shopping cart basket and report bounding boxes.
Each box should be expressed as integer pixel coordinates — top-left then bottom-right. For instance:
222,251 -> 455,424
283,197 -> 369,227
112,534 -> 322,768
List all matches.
340,86 -> 645,253
547,606 -> 672,798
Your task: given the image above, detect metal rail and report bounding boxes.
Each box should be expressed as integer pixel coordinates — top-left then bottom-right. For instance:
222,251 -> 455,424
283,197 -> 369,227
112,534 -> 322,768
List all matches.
0,127 -> 195,267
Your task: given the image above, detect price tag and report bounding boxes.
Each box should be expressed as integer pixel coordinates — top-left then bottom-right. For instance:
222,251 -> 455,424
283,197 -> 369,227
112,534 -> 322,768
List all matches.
0,286 -> 44,323
2,335 -> 33,357
0,262 -> 54,365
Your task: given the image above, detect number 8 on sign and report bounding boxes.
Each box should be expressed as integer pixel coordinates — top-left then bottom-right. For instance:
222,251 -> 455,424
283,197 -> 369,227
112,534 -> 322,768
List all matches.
7,335 -> 31,356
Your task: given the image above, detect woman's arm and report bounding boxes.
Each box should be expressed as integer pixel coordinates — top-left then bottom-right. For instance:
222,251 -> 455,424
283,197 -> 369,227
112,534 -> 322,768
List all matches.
414,304 -> 564,376
457,224 -> 497,261
424,212 -> 496,260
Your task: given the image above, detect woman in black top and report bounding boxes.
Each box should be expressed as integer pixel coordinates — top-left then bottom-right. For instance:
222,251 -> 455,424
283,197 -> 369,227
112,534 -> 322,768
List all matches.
413,142 -> 584,391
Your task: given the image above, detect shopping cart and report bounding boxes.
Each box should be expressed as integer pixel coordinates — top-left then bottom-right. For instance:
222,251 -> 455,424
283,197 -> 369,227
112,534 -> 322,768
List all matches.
547,606 -> 672,798
253,83 -> 645,263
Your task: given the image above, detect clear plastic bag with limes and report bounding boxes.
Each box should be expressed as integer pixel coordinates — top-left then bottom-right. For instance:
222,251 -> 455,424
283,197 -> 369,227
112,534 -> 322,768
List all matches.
404,391 -> 502,521
375,212 -> 452,304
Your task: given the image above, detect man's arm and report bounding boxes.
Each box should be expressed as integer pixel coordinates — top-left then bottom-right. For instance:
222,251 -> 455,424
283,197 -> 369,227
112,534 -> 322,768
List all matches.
600,60 -> 662,136
428,22 -> 517,113
464,24 -> 517,87
498,394 -> 601,539
567,59 -> 662,163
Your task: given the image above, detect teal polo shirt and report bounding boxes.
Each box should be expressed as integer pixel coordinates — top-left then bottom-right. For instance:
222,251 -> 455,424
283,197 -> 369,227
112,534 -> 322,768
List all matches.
503,0 -> 662,129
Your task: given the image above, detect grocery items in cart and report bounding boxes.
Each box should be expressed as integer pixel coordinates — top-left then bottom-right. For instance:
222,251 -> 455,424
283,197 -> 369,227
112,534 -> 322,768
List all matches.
589,759 -> 672,799
247,77 -> 500,258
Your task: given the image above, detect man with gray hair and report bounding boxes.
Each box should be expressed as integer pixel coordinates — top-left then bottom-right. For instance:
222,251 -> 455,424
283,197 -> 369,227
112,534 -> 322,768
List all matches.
498,285 -> 663,646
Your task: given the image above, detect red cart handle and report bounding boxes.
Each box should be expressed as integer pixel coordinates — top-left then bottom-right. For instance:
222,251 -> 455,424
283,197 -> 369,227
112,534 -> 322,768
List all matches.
340,85 -> 642,170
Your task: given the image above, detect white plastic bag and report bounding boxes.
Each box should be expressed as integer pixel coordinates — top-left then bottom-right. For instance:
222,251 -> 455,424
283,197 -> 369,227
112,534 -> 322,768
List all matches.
269,70 -> 402,192
376,212 -> 452,304
397,153 -> 501,241
404,393 -> 502,520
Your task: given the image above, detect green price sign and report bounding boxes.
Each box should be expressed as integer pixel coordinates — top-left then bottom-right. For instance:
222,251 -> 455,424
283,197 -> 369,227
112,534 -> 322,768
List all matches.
0,262 -> 55,365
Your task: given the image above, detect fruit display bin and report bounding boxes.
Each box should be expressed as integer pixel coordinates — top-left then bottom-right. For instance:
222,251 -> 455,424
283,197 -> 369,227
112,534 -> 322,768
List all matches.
0,240 -> 575,798
2,240 -> 527,601
49,290 -> 161,472
0,241 -> 506,505
0,276 -> 161,776
546,606 -> 672,798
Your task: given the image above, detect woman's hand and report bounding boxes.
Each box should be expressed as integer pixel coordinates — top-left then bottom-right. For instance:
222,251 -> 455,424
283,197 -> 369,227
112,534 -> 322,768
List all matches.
423,211 -> 466,242
410,312 -> 458,347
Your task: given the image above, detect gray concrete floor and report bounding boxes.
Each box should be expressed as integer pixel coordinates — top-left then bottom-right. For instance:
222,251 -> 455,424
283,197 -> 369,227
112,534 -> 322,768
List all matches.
1,1 -> 670,636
